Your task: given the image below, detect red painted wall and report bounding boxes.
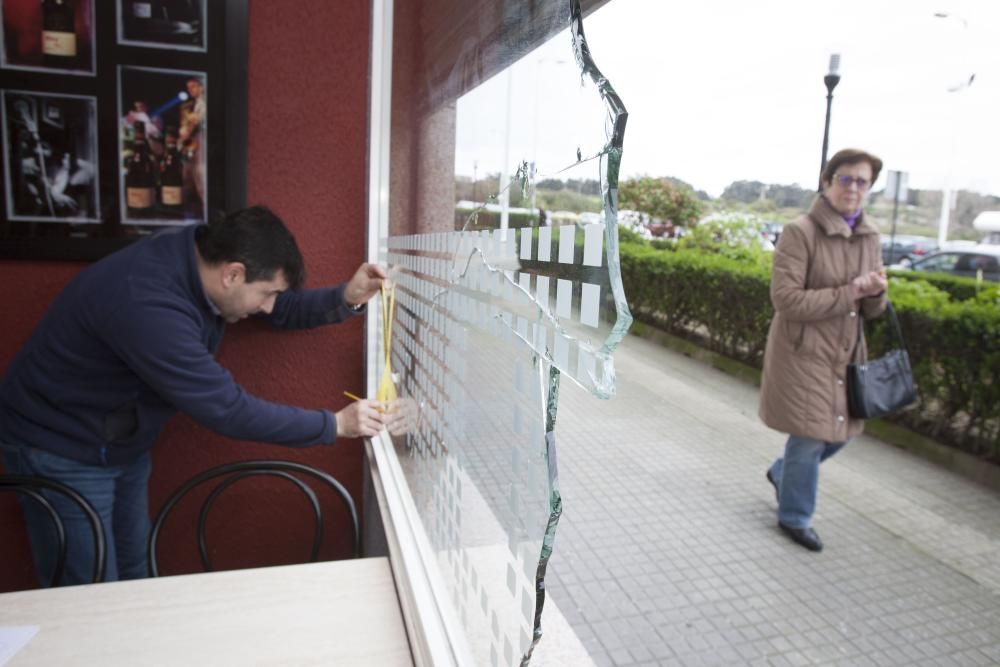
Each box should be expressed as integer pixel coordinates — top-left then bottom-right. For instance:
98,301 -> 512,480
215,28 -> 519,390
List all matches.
0,0 -> 371,591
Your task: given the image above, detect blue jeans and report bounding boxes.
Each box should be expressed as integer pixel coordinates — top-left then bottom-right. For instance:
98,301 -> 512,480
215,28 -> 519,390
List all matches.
768,434 -> 847,529
1,442 -> 151,586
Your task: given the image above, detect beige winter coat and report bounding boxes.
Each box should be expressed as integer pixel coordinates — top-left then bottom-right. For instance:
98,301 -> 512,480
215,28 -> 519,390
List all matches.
758,195 -> 887,442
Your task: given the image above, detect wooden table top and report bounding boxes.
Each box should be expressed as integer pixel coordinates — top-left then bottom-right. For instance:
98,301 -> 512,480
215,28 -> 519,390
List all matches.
0,557 -> 413,666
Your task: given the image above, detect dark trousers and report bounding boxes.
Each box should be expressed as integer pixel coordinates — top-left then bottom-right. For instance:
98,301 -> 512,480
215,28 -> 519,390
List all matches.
2,442 -> 151,586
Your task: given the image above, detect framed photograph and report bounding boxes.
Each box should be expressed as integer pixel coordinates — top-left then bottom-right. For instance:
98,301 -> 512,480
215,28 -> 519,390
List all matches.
117,0 -> 206,52
0,0 -> 244,260
2,89 -> 100,222
118,66 -> 205,225
0,0 -> 97,76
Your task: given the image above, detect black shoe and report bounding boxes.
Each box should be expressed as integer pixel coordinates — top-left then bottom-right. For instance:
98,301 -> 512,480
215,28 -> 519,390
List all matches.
778,523 -> 823,552
766,469 -> 779,503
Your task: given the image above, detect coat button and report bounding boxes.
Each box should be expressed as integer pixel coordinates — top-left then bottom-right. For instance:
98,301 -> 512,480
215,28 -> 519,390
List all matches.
850,311 -> 857,317
837,415 -> 845,422
837,379 -> 844,385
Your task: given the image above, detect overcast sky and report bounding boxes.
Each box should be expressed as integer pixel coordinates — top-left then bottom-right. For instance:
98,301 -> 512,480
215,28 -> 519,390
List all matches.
581,0 -> 1000,197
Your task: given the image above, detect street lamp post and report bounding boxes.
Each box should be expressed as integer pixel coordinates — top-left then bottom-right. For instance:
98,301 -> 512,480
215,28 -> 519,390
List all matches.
933,12 -> 975,246
886,170 -> 908,264
818,53 -> 841,191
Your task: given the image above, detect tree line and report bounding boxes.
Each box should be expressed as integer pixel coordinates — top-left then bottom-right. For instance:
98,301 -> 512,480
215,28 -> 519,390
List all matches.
456,173 -> 999,232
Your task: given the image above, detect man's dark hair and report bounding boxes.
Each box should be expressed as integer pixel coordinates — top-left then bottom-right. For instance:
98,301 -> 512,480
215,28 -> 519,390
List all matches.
821,148 -> 883,188
195,206 -> 305,289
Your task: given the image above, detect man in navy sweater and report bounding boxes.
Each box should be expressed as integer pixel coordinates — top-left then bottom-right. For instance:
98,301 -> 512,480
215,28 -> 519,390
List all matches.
0,206 -> 388,586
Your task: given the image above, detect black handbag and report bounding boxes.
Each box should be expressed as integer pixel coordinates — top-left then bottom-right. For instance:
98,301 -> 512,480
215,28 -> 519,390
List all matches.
846,302 -> 917,419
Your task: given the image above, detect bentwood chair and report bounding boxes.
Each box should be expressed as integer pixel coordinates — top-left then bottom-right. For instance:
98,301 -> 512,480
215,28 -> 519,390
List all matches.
0,474 -> 107,585
147,459 -> 360,577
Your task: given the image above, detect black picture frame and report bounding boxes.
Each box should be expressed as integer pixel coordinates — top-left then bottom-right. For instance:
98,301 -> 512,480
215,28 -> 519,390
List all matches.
0,0 -> 246,261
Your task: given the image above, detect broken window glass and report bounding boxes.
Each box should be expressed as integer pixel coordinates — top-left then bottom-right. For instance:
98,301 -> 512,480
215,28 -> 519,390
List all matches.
377,1 -> 630,663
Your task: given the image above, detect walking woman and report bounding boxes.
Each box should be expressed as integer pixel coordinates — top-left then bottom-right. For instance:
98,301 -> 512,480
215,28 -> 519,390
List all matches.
759,148 -> 888,552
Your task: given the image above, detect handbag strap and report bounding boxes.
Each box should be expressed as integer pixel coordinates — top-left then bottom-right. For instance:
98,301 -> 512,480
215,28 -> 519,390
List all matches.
853,300 -> 907,363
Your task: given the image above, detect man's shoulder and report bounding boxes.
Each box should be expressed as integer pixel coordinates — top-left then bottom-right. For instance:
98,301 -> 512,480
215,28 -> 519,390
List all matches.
87,226 -> 191,273
94,227 -> 202,316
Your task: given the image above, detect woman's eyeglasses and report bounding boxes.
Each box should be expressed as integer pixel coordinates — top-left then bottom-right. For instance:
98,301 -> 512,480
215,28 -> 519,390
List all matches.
835,174 -> 870,189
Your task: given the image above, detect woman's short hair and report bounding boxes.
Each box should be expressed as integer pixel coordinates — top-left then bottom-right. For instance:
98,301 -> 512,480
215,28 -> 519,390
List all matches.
195,206 -> 306,289
821,148 -> 883,188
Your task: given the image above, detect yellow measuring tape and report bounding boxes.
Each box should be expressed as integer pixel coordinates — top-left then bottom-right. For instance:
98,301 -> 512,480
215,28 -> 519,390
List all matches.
376,282 -> 397,403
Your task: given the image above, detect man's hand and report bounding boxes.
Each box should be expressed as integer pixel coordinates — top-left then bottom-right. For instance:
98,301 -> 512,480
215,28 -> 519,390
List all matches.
851,269 -> 888,300
335,400 -> 387,438
343,263 -> 388,308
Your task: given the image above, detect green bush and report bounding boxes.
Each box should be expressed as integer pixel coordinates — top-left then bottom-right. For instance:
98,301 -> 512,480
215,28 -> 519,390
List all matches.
621,243 -> 1000,461
886,287 -> 1000,460
455,207 -> 538,231
888,269 -> 1000,303
617,225 -> 646,245
620,242 -> 771,365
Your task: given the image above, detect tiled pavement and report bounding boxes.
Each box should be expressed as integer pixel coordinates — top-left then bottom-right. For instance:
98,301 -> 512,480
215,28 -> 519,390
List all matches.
544,333 -> 1000,667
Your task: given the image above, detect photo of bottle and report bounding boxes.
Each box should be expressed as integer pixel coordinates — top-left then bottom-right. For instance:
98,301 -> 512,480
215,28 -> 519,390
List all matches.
1,0 -> 94,73
41,0 -> 78,68
125,120 -> 156,219
159,126 -> 183,217
119,65 -> 208,226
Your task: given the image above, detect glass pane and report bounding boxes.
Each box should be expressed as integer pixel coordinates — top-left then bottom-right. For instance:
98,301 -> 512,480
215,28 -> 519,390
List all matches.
380,0 -> 630,663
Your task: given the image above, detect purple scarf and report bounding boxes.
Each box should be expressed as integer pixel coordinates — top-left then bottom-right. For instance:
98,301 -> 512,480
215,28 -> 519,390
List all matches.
842,209 -> 862,229
821,194 -> 862,229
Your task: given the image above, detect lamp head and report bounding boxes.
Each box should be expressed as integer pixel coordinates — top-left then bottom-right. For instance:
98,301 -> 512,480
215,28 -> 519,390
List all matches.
827,53 -> 841,76
823,53 -> 841,93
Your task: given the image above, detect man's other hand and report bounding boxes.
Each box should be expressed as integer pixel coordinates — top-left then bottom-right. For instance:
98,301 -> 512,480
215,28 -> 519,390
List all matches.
335,400 -> 387,438
343,263 -> 387,308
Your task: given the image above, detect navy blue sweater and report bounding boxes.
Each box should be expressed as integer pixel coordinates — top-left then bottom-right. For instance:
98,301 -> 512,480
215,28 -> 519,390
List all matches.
0,225 -> 360,465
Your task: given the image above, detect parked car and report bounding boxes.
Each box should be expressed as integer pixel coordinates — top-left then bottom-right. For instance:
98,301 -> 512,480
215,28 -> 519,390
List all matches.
897,245 -> 1000,282
881,234 -> 938,266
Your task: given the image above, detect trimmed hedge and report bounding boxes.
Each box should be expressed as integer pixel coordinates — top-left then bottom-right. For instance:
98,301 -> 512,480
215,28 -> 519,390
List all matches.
620,242 -> 772,365
620,241 -> 1000,462
888,268 -> 1000,303
455,208 -> 538,231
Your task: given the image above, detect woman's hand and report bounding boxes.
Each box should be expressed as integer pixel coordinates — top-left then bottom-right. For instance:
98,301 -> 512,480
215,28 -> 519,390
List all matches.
851,269 -> 887,300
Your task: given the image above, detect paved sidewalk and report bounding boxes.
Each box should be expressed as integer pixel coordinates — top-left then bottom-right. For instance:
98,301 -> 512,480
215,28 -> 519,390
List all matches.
545,334 -> 1000,667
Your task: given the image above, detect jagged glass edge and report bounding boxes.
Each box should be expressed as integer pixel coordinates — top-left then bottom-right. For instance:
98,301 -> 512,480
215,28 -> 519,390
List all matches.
521,1 -> 630,663
572,0 -> 633,364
